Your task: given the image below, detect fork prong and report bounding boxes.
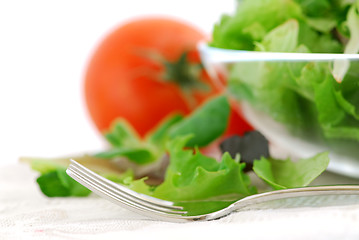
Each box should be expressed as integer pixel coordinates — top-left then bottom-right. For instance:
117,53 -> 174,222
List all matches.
66,167 -> 186,216
69,159 -> 181,209
66,160 -> 186,215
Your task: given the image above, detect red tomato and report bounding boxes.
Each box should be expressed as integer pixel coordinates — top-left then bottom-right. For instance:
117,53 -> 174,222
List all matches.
84,17 -> 252,138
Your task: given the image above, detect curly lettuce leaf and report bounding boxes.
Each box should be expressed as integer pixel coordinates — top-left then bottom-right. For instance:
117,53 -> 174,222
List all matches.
311,64 -> 359,141
120,135 -> 257,203
151,136 -> 257,201
253,152 -> 330,190
104,135 -> 259,215
212,0 -> 303,50
212,0 -> 343,53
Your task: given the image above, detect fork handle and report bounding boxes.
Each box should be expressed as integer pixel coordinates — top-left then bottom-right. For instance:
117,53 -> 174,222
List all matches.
232,185 -> 359,211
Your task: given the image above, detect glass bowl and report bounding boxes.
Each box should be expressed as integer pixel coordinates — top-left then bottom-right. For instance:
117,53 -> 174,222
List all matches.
198,43 -> 359,178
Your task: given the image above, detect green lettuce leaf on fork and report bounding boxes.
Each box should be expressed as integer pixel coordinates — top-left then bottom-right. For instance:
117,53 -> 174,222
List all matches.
150,135 -> 257,201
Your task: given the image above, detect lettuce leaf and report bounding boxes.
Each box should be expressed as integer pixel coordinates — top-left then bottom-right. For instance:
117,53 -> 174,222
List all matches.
95,95 -> 231,164
253,152 -> 330,190
168,95 -> 230,147
151,136 -> 257,201
95,119 -> 160,164
211,0 -> 303,50
36,168 -> 91,197
22,155 -> 128,197
211,0 -> 343,53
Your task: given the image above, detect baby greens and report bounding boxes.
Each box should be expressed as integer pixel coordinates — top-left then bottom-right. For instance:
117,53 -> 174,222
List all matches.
95,95 -> 230,164
25,95 -> 330,203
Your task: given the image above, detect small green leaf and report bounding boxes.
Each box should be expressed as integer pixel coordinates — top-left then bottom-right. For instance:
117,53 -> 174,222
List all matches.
104,119 -> 141,147
253,152 -> 330,190
260,19 -> 298,52
99,119 -> 159,164
146,114 -> 183,145
95,147 -> 155,164
168,95 -> 230,147
306,17 -> 337,33
29,159 -> 65,174
36,169 -> 91,197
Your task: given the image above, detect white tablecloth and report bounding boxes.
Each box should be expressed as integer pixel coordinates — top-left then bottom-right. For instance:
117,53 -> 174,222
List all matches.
2,163 -> 359,240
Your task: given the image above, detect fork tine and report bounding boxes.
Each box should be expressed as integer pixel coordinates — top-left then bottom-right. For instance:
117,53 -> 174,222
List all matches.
69,160 -> 181,209
67,167 -> 186,216
66,160 -> 186,215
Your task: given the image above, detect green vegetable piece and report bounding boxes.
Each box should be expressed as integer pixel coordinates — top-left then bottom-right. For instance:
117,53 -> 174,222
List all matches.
334,91 -> 359,121
104,119 -> 142,147
253,152 -> 330,190
36,168 -> 91,197
260,19 -> 298,52
294,0 -> 331,18
29,158 -> 65,174
211,0 -> 303,50
146,114 -> 184,145
211,0 -> 343,53
314,74 -> 345,126
305,17 -> 337,33
122,177 -> 153,196
311,72 -> 359,142
333,3 -> 359,82
95,148 -> 154,164
151,136 -> 257,201
96,119 -> 159,164
168,95 -> 230,147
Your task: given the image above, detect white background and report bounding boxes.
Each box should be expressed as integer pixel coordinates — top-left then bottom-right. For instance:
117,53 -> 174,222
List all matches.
0,0 -> 236,166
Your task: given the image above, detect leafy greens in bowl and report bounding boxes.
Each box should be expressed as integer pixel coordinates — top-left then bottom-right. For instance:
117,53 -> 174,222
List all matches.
201,0 -> 359,177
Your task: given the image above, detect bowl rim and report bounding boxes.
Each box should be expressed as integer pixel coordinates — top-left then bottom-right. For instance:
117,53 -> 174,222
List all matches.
197,42 -> 359,63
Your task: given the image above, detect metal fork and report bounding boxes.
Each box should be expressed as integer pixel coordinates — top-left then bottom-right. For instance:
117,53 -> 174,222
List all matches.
66,159 -> 359,222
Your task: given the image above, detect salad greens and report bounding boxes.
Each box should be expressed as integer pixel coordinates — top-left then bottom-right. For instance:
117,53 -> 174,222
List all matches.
24,95 -> 330,205
212,0 -> 359,145
211,0 -> 349,53
253,152 -> 329,190
95,95 -> 230,163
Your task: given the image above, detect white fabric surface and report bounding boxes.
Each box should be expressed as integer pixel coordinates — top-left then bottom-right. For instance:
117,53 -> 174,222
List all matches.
2,164 -> 359,240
